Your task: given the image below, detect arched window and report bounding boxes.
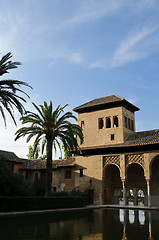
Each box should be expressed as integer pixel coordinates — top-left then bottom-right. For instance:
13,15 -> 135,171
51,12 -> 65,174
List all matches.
106,117 -> 111,128
113,116 -> 119,128
98,118 -> 104,129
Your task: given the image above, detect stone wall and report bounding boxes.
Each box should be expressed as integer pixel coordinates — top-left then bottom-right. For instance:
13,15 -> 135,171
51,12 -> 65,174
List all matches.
78,106 -> 135,148
75,155 -> 103,204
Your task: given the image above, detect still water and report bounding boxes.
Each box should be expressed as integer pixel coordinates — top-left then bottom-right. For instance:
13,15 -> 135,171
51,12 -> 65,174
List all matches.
0,208 -> 159,240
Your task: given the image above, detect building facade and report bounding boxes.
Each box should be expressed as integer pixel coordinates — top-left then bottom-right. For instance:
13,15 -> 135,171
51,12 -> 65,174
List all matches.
73,94 -> 159,206
1,94 -> 159,206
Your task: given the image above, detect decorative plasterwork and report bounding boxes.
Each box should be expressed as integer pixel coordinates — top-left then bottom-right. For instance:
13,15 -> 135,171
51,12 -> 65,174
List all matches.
125,153 -> 144,169
103,155 -> 120,168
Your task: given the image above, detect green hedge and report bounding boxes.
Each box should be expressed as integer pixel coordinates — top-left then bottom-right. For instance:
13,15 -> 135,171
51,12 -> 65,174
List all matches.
0,196 -> 89,212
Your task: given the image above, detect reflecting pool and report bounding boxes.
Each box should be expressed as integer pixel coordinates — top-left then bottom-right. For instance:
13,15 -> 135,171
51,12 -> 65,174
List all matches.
0,208 -> 159,239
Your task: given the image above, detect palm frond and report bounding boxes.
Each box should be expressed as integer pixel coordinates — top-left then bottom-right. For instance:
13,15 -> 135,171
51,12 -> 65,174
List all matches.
0,52 -> 32,126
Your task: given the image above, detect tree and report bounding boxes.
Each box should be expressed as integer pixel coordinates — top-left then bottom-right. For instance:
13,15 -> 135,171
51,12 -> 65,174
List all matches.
15,101 -> 83,196
0,52 -> 32,126
27,144 -> 40,159
27,144 -> 47,160
63,145 -> 72,159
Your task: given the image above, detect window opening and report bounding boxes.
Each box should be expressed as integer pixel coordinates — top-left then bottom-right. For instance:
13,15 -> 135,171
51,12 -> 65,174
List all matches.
81,121 -> 84,129
131,120 -> 134,131
53,187 -> 57,192
25,172 -> 28,180
80,169 -> 83,177
11,164 -> 14,172
65,170 -> 72,179
128,118 -> 131,130
8,163 -> 14,172
98,118 -> 104,129
125,116 -> 128,128
111,134 -> 115,141
113,116 -> 119,128
34,172 -> 38,181
106,117 -> 111,128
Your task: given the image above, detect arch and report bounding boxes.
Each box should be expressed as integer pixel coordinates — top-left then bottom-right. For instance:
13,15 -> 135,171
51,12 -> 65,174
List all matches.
138,189 -> 145,205
149,154 -> 159,205
126,163 -> 146,205
113,116 -> 118,128
98,118 -> 104,129
106,117 -> 111,128
149,154 -> 159,177
126,162 -> 145,174
103,164 -> 122,204
126,161 -> 146,180
118,189 -> 124,204
127,189 -> 134,205
103,163 -> 120,175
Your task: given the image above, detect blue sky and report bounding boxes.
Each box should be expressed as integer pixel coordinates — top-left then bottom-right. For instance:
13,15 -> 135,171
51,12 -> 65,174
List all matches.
0,0 -> 159,158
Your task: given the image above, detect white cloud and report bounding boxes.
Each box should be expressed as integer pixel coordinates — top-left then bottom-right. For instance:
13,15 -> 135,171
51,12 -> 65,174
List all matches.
49,48 -> 84,65
111,26 -> 157,68
89,25 -> 158,69
1,0 -> 157,68
59,0 -> 125,27
0,0 -> 126,65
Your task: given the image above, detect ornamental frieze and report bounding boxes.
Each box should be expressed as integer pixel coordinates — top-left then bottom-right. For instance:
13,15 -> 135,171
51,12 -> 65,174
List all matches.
103,155 -> 120,168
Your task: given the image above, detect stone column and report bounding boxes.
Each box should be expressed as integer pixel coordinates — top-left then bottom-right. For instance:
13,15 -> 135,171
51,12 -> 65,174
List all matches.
147,180 -> 151,207
122,180 -> 126,205
120,154 -> 126,205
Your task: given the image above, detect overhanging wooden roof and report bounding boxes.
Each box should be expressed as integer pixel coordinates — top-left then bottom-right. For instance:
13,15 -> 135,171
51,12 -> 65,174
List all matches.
73,94 -> 140,113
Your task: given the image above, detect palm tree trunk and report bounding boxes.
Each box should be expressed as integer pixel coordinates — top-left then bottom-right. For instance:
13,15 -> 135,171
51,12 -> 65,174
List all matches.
45,139 -> 53,196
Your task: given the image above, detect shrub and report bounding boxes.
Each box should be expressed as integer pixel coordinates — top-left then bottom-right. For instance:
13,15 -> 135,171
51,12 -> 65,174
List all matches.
0,196 -> 89,212
0,156 -> 29,196
31,178 -> 45,196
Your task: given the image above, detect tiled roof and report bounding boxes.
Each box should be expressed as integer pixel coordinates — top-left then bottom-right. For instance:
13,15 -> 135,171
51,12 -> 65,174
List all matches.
0,150 -> 24,163
124,129 -> 159,146
21,158 -> 76,170
73,94 -> 139,112
80,129 -> 159,151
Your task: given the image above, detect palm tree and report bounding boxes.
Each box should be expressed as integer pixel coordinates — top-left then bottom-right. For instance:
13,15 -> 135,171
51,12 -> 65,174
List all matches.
0,52 -> 32,126
15,101 -> 83,196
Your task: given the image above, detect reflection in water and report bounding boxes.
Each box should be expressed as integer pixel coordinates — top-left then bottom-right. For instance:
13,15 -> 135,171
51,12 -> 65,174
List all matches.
0,209 -> 159,239
119,209 -> 124,223
148,212 -> 152,240
128,210 -> 135,224
74,233 -> 102,240
119,209 -> 146,226
139,210 -> 145,225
